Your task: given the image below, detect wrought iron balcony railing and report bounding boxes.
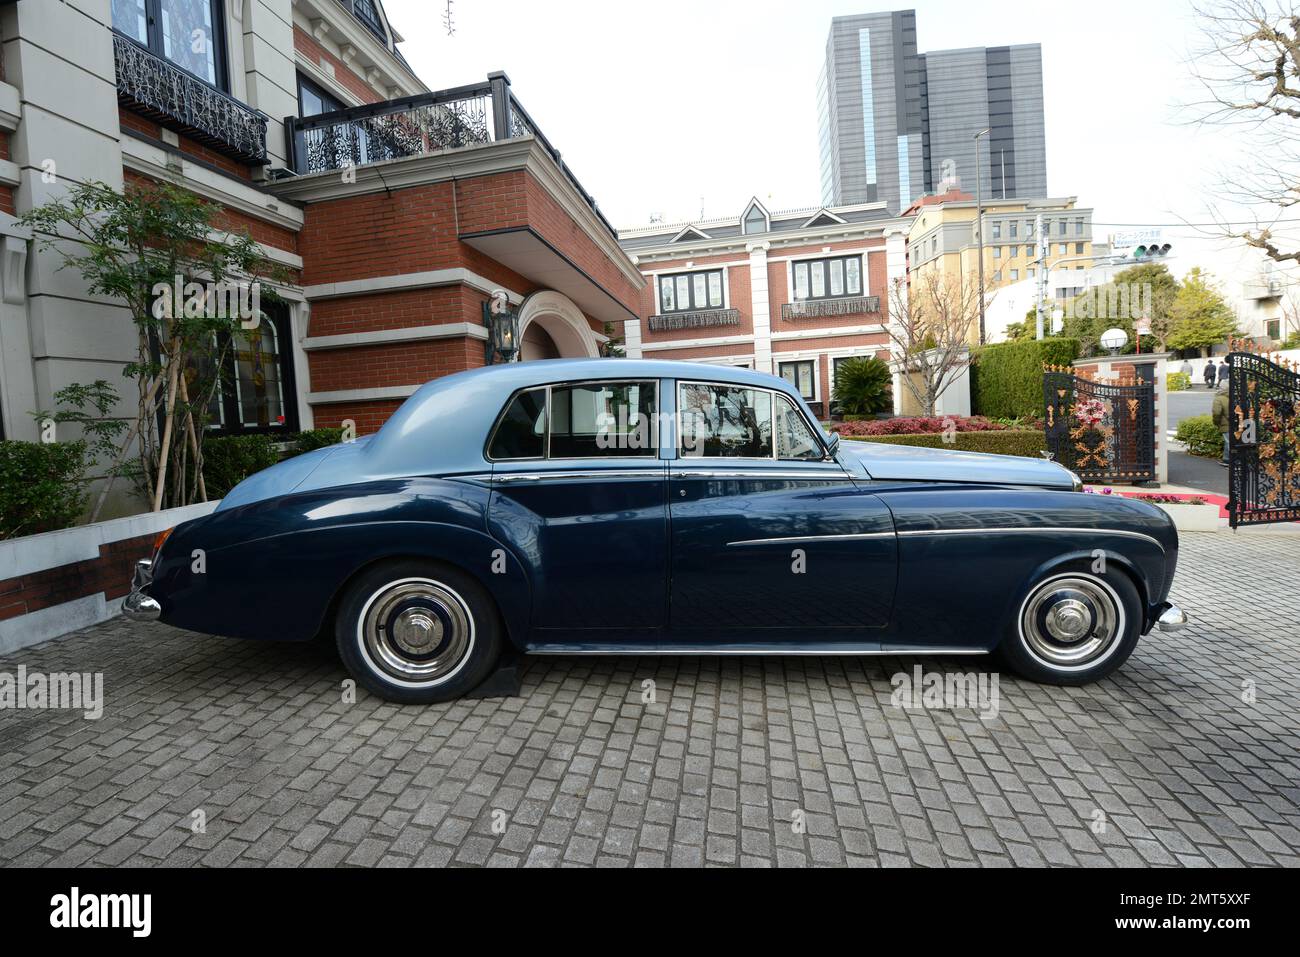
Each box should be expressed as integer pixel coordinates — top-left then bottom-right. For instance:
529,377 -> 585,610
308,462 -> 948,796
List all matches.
781,296 -> 881,321
285,73 -> 618,239
113,33 -> 268,165
647,309 -> 741,333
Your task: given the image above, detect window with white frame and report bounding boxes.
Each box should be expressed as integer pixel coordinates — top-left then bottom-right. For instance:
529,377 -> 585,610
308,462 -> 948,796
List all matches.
658,269 -> 724,313
743,207 -> 768,235
792,255 -> 863,301
778,360 -> 817,400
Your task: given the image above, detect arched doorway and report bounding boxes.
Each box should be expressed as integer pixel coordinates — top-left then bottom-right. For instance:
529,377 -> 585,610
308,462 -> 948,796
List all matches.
515,290 -> 601,360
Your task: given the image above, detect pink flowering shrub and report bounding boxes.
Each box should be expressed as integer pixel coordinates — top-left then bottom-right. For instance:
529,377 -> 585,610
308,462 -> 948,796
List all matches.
831,416 -> 1017,437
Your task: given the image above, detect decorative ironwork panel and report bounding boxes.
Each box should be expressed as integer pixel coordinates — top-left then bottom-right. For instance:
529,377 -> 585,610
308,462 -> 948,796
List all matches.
298,96 -> 491,175
113,34 -> 268,164
647,309 -> 741,332
1228,347 -> 1300,527
781,296 -> 881,321
1042,370 -> 1155,483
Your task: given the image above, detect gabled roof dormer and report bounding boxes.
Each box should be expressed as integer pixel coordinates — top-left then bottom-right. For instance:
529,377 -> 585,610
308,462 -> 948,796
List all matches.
740,197 -> 770,235
671,224 -> 712,243
801,208 -> 848,229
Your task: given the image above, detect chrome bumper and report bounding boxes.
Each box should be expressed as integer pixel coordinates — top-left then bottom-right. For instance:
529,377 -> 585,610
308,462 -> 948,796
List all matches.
122,558 -> 161,622
1156,603 -> 1188,633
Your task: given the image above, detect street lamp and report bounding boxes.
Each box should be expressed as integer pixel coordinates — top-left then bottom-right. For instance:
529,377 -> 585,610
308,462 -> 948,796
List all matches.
483,291 -> 521,364
1101,327 -> 1128,355
974,128 -> 991,346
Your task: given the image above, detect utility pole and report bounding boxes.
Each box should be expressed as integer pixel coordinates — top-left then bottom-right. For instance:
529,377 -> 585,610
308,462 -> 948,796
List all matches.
974,128 -> 990,346
1035,212 -> 1047,340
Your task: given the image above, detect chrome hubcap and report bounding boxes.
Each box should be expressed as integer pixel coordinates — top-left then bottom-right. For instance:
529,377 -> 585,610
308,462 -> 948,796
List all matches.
360,579 -> 474,684
1020,576 -> 1123,668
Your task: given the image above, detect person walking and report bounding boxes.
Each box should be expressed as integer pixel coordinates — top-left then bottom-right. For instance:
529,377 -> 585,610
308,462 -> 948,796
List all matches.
1218,359 -> 1230,388
1212,378 -> 1231,468
1181,358 -> 1193,378
1204,359 -> 1217,389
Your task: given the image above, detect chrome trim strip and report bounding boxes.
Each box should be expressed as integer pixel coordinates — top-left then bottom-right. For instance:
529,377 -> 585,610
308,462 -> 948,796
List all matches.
526,648 -> 989,657
671,470 -> 849,481
494,469 -> 665,483
894,526 -> 1165,551
728,532 -> 895,547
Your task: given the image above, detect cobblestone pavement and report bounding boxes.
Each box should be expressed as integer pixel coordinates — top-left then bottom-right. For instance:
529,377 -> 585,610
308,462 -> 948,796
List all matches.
1,532 -> 1297,868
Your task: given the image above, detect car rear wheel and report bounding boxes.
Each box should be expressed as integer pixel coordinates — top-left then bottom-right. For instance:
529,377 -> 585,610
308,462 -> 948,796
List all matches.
335,560 -> 502,704
996,565 -> 1142,686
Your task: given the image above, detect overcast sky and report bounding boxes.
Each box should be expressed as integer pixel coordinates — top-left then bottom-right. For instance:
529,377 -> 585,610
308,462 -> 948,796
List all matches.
383,0 -> 1297,290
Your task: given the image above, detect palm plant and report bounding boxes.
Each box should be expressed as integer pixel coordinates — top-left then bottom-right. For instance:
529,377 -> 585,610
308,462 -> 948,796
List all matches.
832,357 -> 892,416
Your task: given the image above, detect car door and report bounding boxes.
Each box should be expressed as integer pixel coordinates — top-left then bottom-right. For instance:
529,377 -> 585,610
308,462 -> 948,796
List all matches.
668,380 -> 897,634
486,379 -> 668,638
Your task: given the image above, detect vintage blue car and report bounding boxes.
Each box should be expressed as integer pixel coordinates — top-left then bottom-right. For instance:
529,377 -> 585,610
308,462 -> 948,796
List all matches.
124,359 -> 1187,703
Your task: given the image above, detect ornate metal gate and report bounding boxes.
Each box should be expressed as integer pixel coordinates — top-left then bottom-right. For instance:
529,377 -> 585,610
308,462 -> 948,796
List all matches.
1227,340 -> 1300,528
1042,365 -> 1156,483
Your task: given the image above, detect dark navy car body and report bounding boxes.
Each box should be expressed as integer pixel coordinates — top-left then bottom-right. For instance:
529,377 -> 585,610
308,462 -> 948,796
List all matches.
126,359 -> 1186,702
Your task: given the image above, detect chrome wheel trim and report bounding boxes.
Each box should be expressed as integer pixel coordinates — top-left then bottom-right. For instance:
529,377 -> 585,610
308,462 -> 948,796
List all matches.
355,577 -> 476,688
1017,574 -> 1126,672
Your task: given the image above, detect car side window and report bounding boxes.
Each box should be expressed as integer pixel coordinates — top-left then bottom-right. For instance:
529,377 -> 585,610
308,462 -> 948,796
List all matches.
679,383 -> 773,458
489,388 -> 546,460
550,382 -> 657,458
776,397 -> 824,461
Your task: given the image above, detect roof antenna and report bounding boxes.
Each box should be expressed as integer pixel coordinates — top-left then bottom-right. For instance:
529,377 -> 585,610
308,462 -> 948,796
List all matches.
699,196 -> 705,220
443,0 -> 456,36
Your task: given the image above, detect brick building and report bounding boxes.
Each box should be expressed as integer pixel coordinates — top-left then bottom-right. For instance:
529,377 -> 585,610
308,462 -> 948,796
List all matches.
618,198 -> 910,418
0,0 -> 642,509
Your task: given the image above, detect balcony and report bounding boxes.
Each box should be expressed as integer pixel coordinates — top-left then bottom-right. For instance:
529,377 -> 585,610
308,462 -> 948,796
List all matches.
284,73 -> 616,239
113,34 -> 268,165
781,296 -> 881,321
647,309 -> 741,333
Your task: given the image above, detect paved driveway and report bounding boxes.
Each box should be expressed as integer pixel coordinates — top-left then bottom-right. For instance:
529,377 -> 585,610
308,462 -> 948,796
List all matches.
1,533 -> 1297,868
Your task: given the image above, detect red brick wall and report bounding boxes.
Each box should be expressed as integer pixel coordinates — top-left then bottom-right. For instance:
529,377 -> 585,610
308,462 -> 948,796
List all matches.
0,533 -> 153,623
312,401 -> 404,436
293,26 -> 387,105
119,108 -> 256,181
123,170 -> 299,260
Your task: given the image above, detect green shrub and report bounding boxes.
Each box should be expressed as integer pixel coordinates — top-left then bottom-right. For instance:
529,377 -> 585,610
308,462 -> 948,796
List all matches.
201,435 -> 281,499
846,431 -> 1047,458
0,440 -> 89,539
1176,415 -> 1224,458
1167,372 -> 1191,392
970,338 -> 1081,420
292,428 -> 345,456
832,356 -> 892,416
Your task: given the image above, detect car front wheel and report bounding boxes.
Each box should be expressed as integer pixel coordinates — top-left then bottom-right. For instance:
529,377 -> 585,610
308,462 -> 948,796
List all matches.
335,560 -> 502,704
996,565 -> 1142,686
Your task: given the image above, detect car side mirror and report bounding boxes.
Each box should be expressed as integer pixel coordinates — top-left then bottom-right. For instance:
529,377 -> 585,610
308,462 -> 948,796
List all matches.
824,432 -> 841,460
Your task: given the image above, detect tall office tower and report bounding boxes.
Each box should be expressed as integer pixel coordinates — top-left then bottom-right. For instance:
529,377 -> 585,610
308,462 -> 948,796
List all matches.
818,10 -> 1047,212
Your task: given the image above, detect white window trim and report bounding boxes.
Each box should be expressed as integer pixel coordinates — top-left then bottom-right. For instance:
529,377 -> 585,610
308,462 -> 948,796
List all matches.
652,264 -> 731,314
776,356 -> 822,403
782,249 -> 875,301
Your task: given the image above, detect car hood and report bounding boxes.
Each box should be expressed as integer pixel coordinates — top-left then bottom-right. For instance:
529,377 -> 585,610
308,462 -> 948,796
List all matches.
838,439 -> 1076,489
215,437 -> 377,512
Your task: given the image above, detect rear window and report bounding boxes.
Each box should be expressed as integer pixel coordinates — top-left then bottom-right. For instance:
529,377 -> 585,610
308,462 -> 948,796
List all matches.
488,388 -> 546,460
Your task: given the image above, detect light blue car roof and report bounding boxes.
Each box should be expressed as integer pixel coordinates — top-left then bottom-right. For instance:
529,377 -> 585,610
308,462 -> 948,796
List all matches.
218,359 -> 819,511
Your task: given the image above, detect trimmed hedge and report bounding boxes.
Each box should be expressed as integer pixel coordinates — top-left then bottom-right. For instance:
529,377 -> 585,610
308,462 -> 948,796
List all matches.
201,434 -> 281,499
846,430 -> 1048,458
971,337 -> 1081,420
1175,415 -> 1224,458
293,428 -> 345,455
1167,371 -> 1191,392
0,440 -> 89,540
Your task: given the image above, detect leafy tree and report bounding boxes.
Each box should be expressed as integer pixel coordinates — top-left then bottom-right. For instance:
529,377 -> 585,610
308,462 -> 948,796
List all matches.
1167,268 -> 1239,355
20,180 -> 284,518
832,356 -> 892,416
1059,262 -> 1176,356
